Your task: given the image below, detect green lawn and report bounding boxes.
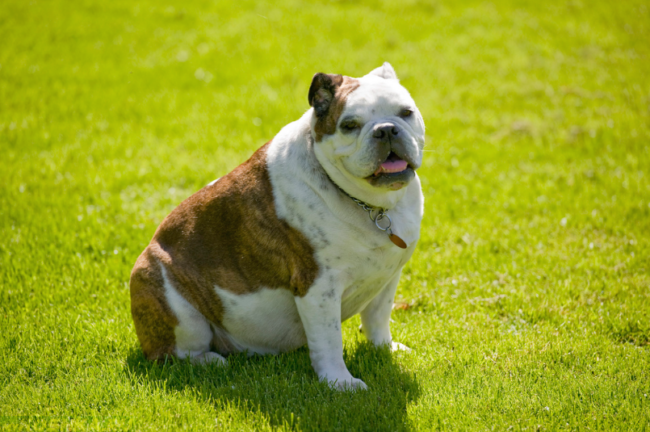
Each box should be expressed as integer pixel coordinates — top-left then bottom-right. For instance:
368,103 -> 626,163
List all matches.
1,0 -> 649,430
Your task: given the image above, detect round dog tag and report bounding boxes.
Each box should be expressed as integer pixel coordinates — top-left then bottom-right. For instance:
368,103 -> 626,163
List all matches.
389,234 -> 407,249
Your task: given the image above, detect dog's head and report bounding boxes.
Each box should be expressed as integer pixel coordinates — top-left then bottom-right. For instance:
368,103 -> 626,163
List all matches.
308,63 -> 425,208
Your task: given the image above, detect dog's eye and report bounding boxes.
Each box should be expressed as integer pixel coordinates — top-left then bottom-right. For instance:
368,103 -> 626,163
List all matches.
339,120 -> 360,132
399,109 -> 413,118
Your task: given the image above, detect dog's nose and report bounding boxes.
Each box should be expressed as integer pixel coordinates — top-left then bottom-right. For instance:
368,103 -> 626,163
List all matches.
372,123 -> 400,140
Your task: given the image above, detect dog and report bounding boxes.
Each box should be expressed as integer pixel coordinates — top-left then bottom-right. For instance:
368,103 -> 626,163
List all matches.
130,62 -> 425,390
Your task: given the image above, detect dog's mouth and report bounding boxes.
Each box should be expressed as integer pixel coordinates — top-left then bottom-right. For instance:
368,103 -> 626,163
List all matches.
365,152 -> 415,190
372,152 -> 410,176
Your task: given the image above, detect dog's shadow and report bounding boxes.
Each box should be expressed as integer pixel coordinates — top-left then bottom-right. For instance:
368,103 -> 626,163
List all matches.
124,341 -> 420,430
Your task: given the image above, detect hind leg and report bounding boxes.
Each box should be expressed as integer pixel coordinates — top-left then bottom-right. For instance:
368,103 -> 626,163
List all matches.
159,264 -> 227,366
130,250 -> 179,361
130,249 -> 226,366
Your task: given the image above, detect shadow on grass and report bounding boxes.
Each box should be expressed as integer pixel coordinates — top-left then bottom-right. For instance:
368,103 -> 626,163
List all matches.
124,342 -> 420,431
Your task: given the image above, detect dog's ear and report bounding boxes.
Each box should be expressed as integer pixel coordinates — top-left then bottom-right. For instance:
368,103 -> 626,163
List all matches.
365,62 -> 398,80
308,73 -> 344,118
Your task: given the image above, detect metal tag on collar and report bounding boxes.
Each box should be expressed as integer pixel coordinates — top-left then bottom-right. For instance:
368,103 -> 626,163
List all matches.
374,211 -> 408,249
334,183 -> 408,249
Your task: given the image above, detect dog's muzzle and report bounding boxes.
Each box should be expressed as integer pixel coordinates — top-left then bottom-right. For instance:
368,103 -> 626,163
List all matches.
365,122 -> 416,190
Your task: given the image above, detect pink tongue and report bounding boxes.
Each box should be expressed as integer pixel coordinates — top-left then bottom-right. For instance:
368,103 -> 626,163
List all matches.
376,159 -> 408,175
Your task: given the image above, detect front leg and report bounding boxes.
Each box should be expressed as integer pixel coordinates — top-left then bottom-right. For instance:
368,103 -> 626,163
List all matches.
360,269 -> 411,352
294,273 -> 367,391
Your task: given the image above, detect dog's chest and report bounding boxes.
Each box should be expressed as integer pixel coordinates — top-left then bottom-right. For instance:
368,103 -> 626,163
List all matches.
316,233 -> 411,320
270,173 -> 420,317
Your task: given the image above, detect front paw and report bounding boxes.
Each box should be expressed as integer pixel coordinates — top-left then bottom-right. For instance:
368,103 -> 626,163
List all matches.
333,376 -> 368,391
321,373 -> 368,391
390,341 -> 412,352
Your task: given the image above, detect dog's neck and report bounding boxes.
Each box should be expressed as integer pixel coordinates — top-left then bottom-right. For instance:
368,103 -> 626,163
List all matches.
305,132 -> 409,249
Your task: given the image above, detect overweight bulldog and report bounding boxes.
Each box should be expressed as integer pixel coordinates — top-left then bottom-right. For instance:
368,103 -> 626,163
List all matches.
130,63 -> 425,390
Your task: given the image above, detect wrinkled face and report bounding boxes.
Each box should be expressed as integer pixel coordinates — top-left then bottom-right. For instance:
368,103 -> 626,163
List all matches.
309,68 -> 425,192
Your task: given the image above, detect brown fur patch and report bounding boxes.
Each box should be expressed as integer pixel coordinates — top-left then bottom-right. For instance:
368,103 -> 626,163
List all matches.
130,247 -> 178,362
310,74 -> 359,142
130,143 -> 320,359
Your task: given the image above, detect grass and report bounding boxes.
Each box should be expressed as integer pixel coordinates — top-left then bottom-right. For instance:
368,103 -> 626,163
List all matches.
1,0 -> 649,430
